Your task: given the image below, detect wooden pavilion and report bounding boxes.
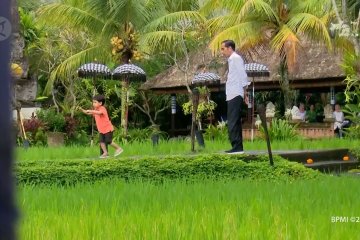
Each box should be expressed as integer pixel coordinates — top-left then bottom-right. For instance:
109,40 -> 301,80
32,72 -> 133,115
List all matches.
141,42 -> 346,139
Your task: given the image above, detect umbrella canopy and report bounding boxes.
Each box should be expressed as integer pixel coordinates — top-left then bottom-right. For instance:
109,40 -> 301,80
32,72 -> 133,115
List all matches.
77,63 -> 112,79
112,64 -> 146,81
191,72 -> 221,87
245,63 -> 270,77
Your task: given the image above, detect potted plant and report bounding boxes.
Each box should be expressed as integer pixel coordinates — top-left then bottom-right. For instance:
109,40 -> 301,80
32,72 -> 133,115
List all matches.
36,108 -> 66,147
182,87 -> 217,147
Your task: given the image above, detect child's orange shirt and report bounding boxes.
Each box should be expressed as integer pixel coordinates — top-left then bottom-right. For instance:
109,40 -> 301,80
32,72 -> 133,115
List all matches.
94,106 -> 114,134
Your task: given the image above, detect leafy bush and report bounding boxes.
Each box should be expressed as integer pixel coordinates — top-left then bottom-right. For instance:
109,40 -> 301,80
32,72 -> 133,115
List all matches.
204,122 -> 228,141
23,116 -> 46,146
342,52 -> 360,102
128,128 -> 152,142
65,130 -> 90,146
260,119 -> 299,141
16,154 -> 321,186
36,108 -> 66,132
343,103 -> 360,139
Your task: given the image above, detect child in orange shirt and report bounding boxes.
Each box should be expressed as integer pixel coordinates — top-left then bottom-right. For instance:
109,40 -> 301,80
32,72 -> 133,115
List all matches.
80,95 -> 123,158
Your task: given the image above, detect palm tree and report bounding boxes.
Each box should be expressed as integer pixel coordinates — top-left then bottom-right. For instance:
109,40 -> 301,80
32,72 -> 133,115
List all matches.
206,0 -> 334,108
37,0 -> 161,89
37,0 -> 176,136
141,0 -> 211,93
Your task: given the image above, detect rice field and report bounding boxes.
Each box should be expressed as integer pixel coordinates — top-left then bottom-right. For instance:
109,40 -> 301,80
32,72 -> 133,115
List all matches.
19,176 -> 360,240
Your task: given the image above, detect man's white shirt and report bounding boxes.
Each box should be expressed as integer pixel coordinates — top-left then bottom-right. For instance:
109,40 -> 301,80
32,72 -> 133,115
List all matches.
226,52 -> 248,101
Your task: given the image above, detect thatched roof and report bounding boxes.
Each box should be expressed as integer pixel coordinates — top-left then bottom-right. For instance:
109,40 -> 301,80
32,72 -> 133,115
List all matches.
141,42 -> 346,93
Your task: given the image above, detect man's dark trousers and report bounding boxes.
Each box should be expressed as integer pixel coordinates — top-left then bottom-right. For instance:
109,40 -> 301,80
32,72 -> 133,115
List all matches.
227,95 -> 243,151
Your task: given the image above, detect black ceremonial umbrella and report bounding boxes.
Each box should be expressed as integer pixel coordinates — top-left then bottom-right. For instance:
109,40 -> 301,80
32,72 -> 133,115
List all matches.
244,63 -> 270,77
191,72 -> 221,87
112,63 -> 146,81
78,62 -> 112,79
77,62 -> 112,96
244,63 -> 270,141
112,64 -> 146,136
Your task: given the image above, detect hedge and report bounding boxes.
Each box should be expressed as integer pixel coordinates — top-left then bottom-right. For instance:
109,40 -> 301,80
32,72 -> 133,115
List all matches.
16,154 -> 321,186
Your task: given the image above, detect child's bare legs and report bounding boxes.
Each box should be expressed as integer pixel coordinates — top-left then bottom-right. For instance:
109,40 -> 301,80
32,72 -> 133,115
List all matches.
110,142 -> 121,150
111,142 -> 123,156
100,142 -> 108,156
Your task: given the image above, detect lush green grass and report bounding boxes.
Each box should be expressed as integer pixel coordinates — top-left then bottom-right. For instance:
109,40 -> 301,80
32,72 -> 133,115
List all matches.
19,176 -> 360,239
16,138 -> 360,161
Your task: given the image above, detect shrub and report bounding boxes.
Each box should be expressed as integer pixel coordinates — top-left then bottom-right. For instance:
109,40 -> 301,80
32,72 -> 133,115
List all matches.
16,154 -> 321,186
65,130 -> 90,146
23,116 -> 46,146
260,119 -> 299,141
343,103 -> 360,139
204,123 -> 228,141
36,108 -> 66,132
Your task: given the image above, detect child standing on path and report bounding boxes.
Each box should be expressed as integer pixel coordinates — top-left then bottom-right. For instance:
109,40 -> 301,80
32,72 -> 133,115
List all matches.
80,95 -> 123,158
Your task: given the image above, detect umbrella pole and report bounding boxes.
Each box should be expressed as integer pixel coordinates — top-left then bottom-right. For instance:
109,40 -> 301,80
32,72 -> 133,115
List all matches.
251,77 -> 255,142
91,76 -> 96,146
125,79 -> 129,136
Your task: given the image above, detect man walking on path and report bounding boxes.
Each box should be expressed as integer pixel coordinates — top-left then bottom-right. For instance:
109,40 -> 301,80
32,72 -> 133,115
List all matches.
221,40 -> 249,154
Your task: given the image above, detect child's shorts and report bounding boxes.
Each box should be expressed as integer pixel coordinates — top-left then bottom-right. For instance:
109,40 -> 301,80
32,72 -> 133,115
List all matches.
99,131 -> 113,144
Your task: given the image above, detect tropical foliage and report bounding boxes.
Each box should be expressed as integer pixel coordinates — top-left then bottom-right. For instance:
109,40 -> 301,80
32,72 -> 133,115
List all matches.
15,0 -> 360,144
206,0 -> 334,107
259,118 -> 299,141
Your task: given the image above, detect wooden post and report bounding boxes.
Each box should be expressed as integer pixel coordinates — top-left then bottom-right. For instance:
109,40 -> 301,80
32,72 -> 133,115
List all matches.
257,104 -> 274,166
191,89 -> 199,152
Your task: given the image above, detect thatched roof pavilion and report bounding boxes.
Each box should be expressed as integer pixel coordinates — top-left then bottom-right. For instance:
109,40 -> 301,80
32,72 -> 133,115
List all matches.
141,42 -> 345,93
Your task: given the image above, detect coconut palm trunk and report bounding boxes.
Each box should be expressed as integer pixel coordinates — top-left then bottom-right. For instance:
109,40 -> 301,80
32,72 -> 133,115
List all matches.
279,60 -> 293,109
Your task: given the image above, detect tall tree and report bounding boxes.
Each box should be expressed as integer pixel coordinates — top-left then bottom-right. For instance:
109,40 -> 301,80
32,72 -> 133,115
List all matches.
37,0 -> 161,91
37,0 -> 173,135
330,0 -> 360,54
206,0 -> 334,108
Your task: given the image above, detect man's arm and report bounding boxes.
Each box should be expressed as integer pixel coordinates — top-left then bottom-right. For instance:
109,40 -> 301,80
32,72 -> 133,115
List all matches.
234,57 -> 249,104
243,86 -> 249,105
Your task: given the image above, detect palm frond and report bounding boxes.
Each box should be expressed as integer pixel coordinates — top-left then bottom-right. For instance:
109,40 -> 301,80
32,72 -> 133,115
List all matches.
37,3 -> 105,33
234,0 -> 278,24
140,31 -> 183,52
209,21 -> 267,54
292,0 -> 332,15
108,0 -> 153,28
320,11 -> 336,27
287,13 -> 332,50
199,0 -> 224,16
144,11 -> 206,32
207,14 -> 241,34
270,25 -> 300,71
44,45 -> 112,95
160,0 -> 200,12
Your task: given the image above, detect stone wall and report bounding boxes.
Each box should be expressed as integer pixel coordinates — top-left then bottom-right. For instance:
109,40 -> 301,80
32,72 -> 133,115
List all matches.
11,0 -> 37,108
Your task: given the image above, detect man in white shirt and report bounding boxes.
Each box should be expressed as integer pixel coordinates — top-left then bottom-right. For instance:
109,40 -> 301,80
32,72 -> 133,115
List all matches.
221,40 -> 249,154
